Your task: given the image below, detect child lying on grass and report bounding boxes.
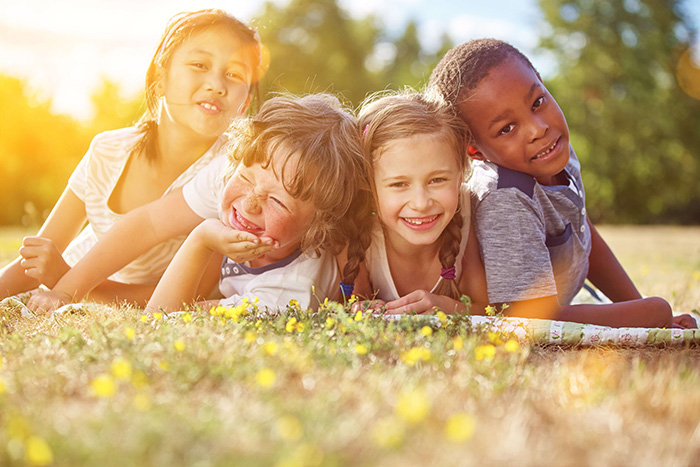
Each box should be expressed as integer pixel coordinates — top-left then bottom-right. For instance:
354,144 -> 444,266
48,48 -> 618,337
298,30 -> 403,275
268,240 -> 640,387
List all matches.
428,39 -> 696,328
27,94 -> 364,314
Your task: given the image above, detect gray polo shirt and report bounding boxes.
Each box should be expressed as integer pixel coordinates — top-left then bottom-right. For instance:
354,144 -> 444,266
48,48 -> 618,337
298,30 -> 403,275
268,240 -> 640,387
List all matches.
468,146 -> 591,305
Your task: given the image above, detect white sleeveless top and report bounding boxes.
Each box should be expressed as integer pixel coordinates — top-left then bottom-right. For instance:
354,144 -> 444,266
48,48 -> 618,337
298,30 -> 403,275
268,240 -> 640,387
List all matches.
63,127 -> 226,285
365,184 -> 472,301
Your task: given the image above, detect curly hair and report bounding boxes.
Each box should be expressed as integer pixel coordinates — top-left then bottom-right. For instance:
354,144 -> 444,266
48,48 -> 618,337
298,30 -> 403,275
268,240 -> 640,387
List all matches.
342,89 -> 470,300
224,93 -> 365,257
428,38 -> 536,108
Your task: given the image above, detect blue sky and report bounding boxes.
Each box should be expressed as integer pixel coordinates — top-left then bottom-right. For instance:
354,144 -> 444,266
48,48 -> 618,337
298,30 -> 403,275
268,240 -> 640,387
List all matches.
1,0 -> 697,119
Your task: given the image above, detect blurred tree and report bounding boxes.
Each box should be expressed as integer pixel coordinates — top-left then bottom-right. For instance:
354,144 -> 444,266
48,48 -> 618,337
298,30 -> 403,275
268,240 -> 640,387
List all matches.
538,0 -> 700,223
256,0 -> 380,104
0,75 -> 141,226
255,0 -> 452,106
90,77 -> 144,132
0,75 -> 88,226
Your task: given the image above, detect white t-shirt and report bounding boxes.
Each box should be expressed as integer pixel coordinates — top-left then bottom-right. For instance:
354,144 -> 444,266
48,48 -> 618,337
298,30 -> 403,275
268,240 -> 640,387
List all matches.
219,251 -> 339,311
64,127 -> 226,285
365,183 -> 472,301
182,155 -> 340,310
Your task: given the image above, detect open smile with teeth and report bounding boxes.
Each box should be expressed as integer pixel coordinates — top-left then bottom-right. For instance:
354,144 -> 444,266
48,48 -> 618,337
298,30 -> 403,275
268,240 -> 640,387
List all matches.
233,209 -> 262,232
200,102 -> 220,112
532,138 -> 559,160
402,214 -> 439,226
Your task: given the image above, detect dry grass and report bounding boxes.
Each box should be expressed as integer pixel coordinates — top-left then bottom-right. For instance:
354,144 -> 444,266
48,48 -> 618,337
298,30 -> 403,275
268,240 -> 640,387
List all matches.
0,225 -> 699,466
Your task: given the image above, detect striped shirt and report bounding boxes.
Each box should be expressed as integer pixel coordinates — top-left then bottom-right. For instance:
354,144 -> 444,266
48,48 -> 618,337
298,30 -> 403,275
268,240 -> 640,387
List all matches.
63,127 -> 226,285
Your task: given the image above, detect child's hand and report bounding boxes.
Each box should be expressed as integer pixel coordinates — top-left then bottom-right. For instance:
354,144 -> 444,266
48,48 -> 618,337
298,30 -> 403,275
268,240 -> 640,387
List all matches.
27,289 -> 73,316
195,219 -> 278,263
351,299 -> 386,314
384,290 -> 463,315
19,236 -> 70,288
672,314 -> 698,329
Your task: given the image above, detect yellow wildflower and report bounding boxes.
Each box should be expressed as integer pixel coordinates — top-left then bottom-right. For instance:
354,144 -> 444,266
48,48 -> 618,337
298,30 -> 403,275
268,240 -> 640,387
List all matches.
182,312 -> 192,323
91,374 -> 116,398
484,305 -> 496,316
140,315 -> 149,323
372,416 -> 405,449
400,346 -> 431,366
504,339 -> 520,353
474,344 -> 496,361
354,344 -> 368,355
131,370 -> 149,389
453,336 -> 464,351
421,326 -> 433,337
256,368 -> 276,388
264,342 -> 278,355
25,436 -> 53,466
133,393 -> 152,411
152,312 -> 163,321
174,340 -> 185,352
158,360 -> 169,371
445,413 -> 476,443
289,299 -> 301,310
354,310 -> 363,322
488,332 -> 502,345
348,294 -> 358,304
436,311 -> 447,323
276,416 -> 303,441
244,331 -> 256,344
395,388 -> 430,425
111,358 -> 132,380
295,321 -> 305,332
325,317 -> 335,328
124,327 -> 136,340
286,317 -> 298,333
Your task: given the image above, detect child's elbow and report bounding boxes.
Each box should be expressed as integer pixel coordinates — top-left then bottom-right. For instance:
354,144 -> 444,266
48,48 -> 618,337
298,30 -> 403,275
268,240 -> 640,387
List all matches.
642,296 -> 673,328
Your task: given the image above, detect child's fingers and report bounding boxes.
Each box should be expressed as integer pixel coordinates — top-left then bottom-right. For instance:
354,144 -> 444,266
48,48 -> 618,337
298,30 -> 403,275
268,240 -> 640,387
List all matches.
230,231 -> 261,243
385,291 -> 426,310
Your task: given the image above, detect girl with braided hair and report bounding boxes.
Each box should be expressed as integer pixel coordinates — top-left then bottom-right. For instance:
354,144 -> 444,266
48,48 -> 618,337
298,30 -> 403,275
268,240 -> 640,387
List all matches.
339,90 -> 488,315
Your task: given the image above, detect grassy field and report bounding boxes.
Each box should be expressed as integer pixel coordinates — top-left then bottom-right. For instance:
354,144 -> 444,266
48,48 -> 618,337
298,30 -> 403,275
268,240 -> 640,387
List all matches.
0,225 -> 699,466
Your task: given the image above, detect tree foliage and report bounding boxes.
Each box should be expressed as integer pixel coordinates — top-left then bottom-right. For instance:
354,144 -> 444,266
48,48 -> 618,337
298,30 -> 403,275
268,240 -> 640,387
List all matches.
255,0 -> 450,105
538,0 -> 700,223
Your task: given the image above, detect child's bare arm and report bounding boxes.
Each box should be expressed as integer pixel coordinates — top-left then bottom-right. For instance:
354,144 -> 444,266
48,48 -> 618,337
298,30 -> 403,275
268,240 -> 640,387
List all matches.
146,222 -> 226,314
497,294 -> 675,328
1,187 -> 86,297
586,218 -> 642,302
27,189 -> 202,312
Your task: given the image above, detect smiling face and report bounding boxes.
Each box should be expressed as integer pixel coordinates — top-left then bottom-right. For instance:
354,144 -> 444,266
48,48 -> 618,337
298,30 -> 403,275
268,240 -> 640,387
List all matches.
373,132 -> 462,250
219,149 -> 316,263
157,25 -> 254,142
458,57 -> 570,185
